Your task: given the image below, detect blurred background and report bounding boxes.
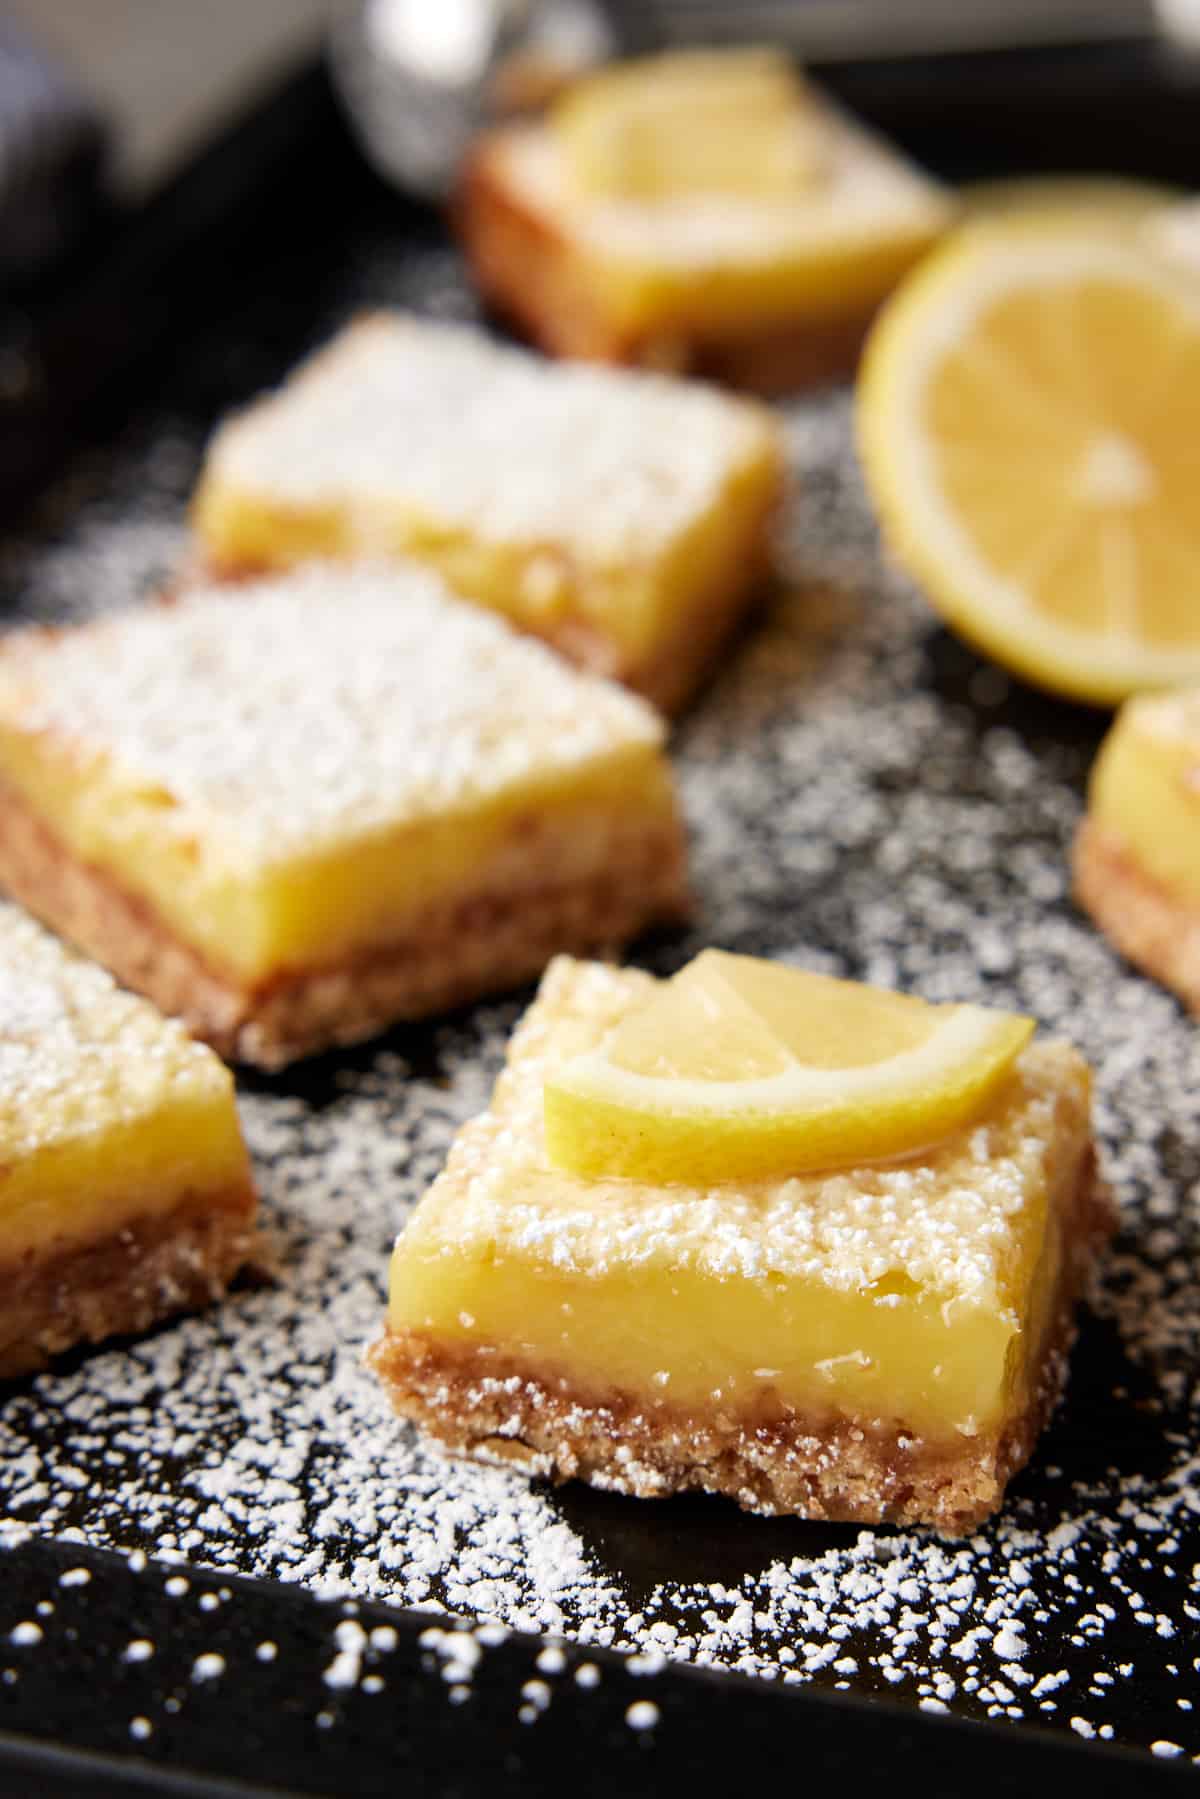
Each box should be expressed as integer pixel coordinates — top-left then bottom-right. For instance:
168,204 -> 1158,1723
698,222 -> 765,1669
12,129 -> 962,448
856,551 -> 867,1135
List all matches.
1,0 -> 1198,504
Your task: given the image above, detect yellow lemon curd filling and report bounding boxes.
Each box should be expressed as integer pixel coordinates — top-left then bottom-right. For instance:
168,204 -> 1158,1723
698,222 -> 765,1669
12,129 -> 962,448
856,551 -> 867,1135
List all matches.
190,314 -> 784,683
1088,688 -> 1200,905
0,564 -> 677,988
387,959 -> 1092,1446
0,903 -> 250,1262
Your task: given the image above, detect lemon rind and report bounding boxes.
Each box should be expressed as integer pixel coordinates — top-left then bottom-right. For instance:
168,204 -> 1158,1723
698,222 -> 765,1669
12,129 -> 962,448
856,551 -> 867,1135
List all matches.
544,1006 -> 1034,1183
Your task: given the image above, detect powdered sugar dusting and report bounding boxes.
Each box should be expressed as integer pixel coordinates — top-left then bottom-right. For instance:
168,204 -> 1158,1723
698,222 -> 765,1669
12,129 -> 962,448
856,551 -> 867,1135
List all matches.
203,313 -> 773,562
0,561 -> 664,868
0,900 -> 231,1155
0,386 -> 1198,1763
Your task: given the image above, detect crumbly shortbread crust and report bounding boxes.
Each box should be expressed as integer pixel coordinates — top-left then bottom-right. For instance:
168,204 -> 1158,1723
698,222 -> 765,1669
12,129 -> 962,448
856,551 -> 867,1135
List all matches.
0,1190 -> 262,1380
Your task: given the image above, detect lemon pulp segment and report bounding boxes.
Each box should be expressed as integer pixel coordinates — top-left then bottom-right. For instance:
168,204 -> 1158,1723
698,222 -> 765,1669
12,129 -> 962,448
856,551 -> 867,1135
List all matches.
857,227 -> 1200,703
544,950 -> 1033,1183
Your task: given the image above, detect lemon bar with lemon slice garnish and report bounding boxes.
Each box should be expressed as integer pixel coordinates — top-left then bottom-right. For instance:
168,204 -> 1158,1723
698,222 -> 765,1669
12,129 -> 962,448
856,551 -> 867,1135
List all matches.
191,312 -> 783,715
371,952 -> 1113,1530
1075,688 -> 1200,1011
857,223 -> 1200,704
0,899 -> 258,1378
0,563 -> 687,1070
457,49 -> 953,392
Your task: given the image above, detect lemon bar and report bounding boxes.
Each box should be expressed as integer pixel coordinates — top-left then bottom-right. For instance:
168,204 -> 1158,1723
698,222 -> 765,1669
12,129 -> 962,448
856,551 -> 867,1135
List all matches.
191,313 -> 783,714
1075,688 -> 1200,1010
370,958 -> 1114,1531
458,64 -> 953,393
0,900 -> 258,1378
0,565 -> 687,1070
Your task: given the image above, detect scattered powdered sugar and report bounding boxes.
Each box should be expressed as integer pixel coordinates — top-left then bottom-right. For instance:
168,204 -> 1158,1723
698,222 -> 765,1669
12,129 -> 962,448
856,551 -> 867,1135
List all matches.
324,1619 -> 369,1689
0,383 -> 1198,1763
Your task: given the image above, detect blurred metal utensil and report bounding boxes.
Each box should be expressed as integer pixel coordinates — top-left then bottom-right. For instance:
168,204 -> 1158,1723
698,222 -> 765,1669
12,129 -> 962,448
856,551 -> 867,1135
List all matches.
330,0 -> 616,200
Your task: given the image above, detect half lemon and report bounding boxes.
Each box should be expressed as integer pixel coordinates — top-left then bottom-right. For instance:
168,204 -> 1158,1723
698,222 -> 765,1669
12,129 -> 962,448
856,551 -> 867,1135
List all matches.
857,223 -> 1200,705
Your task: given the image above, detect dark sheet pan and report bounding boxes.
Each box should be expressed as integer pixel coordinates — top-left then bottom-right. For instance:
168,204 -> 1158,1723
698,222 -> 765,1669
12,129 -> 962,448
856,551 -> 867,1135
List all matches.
1,45 -> 1199,1796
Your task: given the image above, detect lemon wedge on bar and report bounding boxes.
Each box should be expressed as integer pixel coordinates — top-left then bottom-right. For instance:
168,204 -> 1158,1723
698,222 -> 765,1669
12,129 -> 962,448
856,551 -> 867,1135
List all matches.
856,224 -> 1200,705
552,48 -> 825,199
543,950 -> 1033,1184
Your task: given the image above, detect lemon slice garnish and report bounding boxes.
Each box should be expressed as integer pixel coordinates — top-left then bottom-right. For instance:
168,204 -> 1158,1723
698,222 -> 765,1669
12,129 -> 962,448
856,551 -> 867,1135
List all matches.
856,223 -> 1200,705
544,951 -> 1033,1184
551,48 -> 826,200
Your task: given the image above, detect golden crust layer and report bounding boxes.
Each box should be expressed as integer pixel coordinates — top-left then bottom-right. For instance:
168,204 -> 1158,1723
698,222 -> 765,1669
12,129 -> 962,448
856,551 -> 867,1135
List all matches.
370,1152 -> 1114,1533
458,146 -> 876,394
1074,817 -> 1200,1013
0,779 -> 690,1070
0,1185 -> 262,1380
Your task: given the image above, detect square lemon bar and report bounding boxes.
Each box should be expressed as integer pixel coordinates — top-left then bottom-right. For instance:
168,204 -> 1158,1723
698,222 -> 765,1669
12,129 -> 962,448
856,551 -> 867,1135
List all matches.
1075,687 -> 1200,1009
0,565 -> 687,1069
0,900 -> 258,1378
459,55 -> 953,393
190,312 -> 784,714
371,957 -> 1114,1531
